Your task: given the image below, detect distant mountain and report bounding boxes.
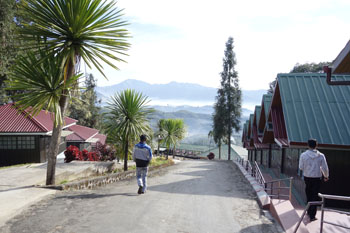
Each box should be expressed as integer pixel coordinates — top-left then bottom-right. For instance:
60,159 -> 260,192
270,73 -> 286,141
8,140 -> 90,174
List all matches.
150,105 -> 214,115
96,79 -> 217,102
149,105 -> 253,118
149,110 -> 212,137
149,110 -> 250,138
96,79 -> 267,111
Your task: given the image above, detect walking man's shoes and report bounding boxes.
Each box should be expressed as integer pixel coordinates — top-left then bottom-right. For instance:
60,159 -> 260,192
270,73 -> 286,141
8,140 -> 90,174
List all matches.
138,186 -> 143,194
310,217 -> 318,222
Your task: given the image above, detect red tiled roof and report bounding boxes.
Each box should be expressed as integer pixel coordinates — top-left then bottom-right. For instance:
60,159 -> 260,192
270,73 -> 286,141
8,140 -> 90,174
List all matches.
66,124 -> 99,142
0,103 -> 77,133
93,134 -> 107,145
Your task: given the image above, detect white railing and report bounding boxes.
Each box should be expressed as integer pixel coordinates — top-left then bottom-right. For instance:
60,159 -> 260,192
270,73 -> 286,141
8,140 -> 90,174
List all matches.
294,193 -> 350,233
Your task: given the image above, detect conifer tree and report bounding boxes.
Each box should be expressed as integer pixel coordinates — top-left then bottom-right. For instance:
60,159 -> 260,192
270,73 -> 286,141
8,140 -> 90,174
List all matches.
213,37 -> 241,160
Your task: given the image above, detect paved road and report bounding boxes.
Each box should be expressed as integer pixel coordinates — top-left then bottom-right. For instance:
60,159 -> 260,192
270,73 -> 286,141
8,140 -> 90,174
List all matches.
2,160 -> 283,233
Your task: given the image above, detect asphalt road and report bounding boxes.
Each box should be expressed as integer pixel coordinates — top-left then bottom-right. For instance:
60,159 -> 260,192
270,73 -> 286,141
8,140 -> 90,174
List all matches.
2,160 -> 283,233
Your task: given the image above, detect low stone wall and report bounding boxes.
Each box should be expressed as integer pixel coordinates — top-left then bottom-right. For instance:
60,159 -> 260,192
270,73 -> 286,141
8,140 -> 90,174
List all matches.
51,163 -> 173,191
234,160 -> 271,209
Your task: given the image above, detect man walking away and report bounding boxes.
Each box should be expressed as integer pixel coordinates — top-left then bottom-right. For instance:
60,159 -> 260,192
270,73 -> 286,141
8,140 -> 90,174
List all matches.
133,135 -> 153,194
299,139 -> 329,221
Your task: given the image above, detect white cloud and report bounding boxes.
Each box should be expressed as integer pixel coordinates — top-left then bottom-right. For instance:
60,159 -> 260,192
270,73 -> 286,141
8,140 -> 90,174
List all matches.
90,0 -> 350,90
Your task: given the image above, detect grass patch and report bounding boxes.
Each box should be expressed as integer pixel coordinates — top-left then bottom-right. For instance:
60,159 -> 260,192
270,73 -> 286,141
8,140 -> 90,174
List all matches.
0,163 -> 33,170
112,158 -> 172,173
150,157 -> 174,166
59,179 -> 69,184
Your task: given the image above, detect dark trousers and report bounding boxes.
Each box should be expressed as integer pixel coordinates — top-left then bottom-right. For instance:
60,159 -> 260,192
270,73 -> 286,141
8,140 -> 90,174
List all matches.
304,177 -> 321,218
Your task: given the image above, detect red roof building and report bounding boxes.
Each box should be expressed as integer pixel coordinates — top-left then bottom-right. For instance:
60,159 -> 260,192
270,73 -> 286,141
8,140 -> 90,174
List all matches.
0,103 -> 76,134
65,124 -> 106,151
0,103 -> 106,166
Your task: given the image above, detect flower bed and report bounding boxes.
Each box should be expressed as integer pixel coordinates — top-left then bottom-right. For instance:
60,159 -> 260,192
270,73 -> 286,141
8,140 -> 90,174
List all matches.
64,143 -> 116,163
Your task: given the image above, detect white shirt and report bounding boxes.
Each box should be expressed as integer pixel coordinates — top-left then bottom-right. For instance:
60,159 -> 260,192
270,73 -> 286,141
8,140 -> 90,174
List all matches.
299,149 -> 329,178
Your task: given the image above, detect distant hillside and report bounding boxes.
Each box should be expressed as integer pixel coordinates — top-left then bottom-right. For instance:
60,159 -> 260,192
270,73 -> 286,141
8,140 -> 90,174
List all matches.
149,110 -> 212,137
149,110 -> 249,137
150,105 -> 252,118
96,79 -> 267,111
96,79 -> 216,102
98,79 -> 260,140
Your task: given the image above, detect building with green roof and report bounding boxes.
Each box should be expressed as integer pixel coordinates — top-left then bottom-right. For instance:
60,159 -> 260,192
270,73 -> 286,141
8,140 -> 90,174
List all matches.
243,73 -> 350,208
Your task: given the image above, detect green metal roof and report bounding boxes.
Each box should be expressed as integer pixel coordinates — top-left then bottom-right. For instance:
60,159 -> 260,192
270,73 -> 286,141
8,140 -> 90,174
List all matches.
248,114 -> 254,139
242,121 -> 248,142
254,106 -> 262,125
262,94 -> 272,119
277,73 -> 350,146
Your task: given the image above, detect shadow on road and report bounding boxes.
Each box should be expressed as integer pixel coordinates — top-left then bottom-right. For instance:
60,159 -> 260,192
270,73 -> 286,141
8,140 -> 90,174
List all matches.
149,161 -> 256,199
0,185 -> 34,192
55,192 -> 138,199
238,223 -> 282,233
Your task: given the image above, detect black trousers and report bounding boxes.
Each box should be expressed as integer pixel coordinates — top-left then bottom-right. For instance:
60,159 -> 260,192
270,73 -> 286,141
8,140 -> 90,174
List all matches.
304,177 -> 321,218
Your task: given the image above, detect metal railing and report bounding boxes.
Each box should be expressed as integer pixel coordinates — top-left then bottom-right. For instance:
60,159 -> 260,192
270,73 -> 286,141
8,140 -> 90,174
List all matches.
294,193 -> 350,233
264,177 -> 293,201
254,161 -> 266,186
236,157 -> 293,201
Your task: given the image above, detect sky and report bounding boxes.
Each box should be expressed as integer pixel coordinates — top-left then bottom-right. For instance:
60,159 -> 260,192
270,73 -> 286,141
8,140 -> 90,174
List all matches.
88,0 -> 350,90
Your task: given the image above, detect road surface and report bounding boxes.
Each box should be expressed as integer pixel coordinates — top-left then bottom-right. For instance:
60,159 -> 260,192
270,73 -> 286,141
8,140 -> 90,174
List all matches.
2,160 -> 283,233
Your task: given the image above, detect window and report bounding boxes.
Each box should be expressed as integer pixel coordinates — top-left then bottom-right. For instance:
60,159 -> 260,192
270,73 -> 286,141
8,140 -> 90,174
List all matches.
0,136 -> 35,150
17,136 -> 35,149
0,137 -> 17,149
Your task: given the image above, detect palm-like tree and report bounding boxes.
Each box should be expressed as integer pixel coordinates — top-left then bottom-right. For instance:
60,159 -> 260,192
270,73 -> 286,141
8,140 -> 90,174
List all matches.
8,51 -> 80,123
13,0 -> 130,184
158,119 -> 186,160
104,89 -> 153,171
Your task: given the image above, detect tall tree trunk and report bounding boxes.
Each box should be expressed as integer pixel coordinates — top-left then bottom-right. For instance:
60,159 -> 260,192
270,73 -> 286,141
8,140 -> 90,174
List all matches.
45,58 -> 74,185
228,132 -> 231,160
219,143 -> 221,160
157,139 -> 160,157
46,95 -> 68,185
172,145 -> 176,159
166,145 -> 169,160
124,140 -> 128,171
46,120 -> 63,185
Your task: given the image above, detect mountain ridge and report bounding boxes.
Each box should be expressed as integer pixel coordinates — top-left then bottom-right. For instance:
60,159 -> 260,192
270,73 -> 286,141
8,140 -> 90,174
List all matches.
96,79 -> 267,110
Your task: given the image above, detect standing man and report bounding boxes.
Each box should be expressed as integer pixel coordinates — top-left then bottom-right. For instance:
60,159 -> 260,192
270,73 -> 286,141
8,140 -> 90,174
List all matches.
133,135 -> 152,194
299,139 -> 329,221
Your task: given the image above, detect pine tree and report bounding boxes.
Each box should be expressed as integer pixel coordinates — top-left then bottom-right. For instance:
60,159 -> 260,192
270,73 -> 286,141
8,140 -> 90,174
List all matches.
67,74 -> 102,129
0,0 -> 17,104
214,37 -> 241,160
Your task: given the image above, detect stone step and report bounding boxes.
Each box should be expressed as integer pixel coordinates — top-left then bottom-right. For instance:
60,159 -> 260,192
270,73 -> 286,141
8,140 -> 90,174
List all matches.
270,199 -> 309,233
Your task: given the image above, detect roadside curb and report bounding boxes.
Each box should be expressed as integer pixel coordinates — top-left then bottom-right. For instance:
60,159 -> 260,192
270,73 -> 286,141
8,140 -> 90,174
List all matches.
42,162 -> 175,191
234,161 -> 271,209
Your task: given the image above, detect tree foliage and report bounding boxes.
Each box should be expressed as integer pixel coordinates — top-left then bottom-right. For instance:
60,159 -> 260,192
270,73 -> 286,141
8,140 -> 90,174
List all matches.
268,61 -> 331,93
158,118 -> 186,159
290,62 -> 331,73
12,0 -> 130,185
212,37 -> 241,160
67,74 -> 102,129
0,0 -> 19,104
104,89 -> 153,171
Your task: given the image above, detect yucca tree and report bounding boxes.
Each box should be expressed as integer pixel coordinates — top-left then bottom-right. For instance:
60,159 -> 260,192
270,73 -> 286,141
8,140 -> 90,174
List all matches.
13,0 -> 130,185
7,51 -> 81,121
158,119 -> 186,159
104,89 -> 154,171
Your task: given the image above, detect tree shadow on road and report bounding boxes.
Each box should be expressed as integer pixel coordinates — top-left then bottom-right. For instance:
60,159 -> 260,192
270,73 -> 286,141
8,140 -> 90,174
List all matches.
55,192 -> 138,199
238,223 -> 283,233
149,161 -> 256,199
0,185 -> 35,192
